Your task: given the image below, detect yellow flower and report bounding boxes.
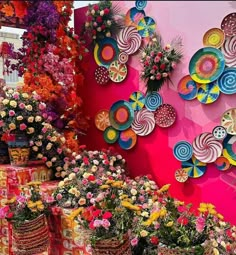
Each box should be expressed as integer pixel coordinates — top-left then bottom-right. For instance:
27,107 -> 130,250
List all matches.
100,185 -> 110,189
159,208 -> 167,217
68,207 -> 84,220
5,197 -> 16,204
28,202 -> 36,209
37,205 -> 45,211
111,181 -> 123,188
10,100 -> 17,108
140,230 -> 149,237
9,123 -> 16,130
36,200 -> 43,206
121,201 -> 141,211
27,181 -> 42,186
119,194 -> 128,200
158,184 -> 171,193
213,248 -> 219,255
142,219 -> 152,227
165,221 -> 174,227
208,209 -> 217,215
2,99 -> 9,105
217,213 -> 224,220
105,179 -> 115,184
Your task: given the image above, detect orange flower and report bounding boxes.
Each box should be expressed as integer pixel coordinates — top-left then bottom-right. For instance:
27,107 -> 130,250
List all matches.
1,4 -> 14,17
12,1 -> 28,18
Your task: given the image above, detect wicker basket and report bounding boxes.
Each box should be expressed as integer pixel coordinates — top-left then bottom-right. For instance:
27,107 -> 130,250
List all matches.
12,214 -> 49,255
92,233 -> 132,255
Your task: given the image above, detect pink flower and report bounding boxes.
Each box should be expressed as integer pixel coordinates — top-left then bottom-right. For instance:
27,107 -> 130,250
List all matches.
0,120 -> 4,127
172,62 -> 177,69
33,94 -> 41,100
196,216 -> 206,233
89,221 -> 95,230
42,127 -> 48,133
82,178 -> 88,185
154,56 -> 160,63
56,194 -> 62,200
73,167 -> 79,173
93,219 -> 102,228
155,73 -> 162,80
19,103 -> 25,109
131,237 -> 138,246
39,102 -> 46,110
0,206 -> 10,218
20,123 -> 27,130
86,192 -> 93,199
57,148 -> 62,154
13,93 -> 19,99
177,205 -> 187,213
101,219 -> 110,229
9,110 -> 15,116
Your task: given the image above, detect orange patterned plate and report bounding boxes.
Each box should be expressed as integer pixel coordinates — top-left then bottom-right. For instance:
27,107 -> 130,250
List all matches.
203,28 -> 225,48
175,168 -> 188,183
94,109 -> 110,131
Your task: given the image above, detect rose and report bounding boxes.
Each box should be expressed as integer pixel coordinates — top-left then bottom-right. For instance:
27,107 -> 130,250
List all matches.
78,198 -> 86,206
160,63 -> 166,70
96,16 -> 102,23
100,10 -> 104,16
19,103 -> 25,109
16,115 -> 23,121
56,193 -> 62,200
2,99 -> 9,105
93,4 -> 99,11
104,8 -> 110,15
25,105 -> 33,111
101,219 -> 110,229
0,111 -> 6,117
9,110 -> 15,117
140,230 -> 149,237
150,236 -> 159,245
46,161 -> 52,167
35,116 -> 42,122
27,127 -> 35,134
27,116 -> 34,123
21,93 -> 29,98
9,100 -> 17,108
131,237 -> 139,246
9,123 -> 16,130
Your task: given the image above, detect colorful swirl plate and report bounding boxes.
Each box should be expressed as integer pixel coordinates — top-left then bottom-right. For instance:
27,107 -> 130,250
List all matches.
94,38 -> 119,68
189,47 -> 225,84
223,134 -> 236,166
173,141 -> 193,162
125,7 -> 145,28
137,16 -> 156,37
197,82 -> 220,104
214,156 -> 231,171
129,91 -> 145,111
118,128 -> 137,150
203,28 -> 225,49
181,156 -> 207,178
218,67 -> 236,95
103,126 -> 119,144
178,75 -> 200,100
94,109 -> 110,131
109,100 -> 134,131
221,108 -> 236,135
212,125 -> 227,140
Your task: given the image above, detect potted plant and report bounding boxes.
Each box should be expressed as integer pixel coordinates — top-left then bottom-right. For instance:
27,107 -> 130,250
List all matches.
0,87 -> 48,166
0,181 -> 49,255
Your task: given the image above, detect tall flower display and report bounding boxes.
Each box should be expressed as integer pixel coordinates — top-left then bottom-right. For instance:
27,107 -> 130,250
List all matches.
0,1 -> 89,150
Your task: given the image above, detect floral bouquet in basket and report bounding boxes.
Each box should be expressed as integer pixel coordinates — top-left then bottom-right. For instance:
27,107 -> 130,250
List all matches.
0,181 -> 48,228
140,33 -> 183,92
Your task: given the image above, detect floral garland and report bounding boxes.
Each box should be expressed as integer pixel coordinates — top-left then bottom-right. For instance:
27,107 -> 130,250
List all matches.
0,1 -> 89,142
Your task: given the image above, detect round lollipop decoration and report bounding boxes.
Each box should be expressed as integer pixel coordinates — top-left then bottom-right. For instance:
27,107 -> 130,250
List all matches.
103,126 -> 119,144
214,156 -> 231,171
218,67 -> 236,95
129,91 -> 145,111
182,156 -> 207,178
175,168 -> 189,183
135,0 -> 147,10
212,126 -> 227,140
94,66 -> 110,85
117,26 -> 142,55
203,28 -> 225,48
173,141 -> 193,161
192,132 -> 223,163
137,16 -> 156,37
131,108 -> 155,136
197,82 -> 220,104
221,12 -> 236,37
118,52 -> 129,64
94,109 -> 110,131
108,60 -> 127,83
118,128 -> 137,150
178,75 -> 200,100
154,104 -> 176,128
221,36 -> 236,67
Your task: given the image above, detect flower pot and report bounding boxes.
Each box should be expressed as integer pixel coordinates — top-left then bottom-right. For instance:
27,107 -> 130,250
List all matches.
92,233 -> 132,255
7,133 -> 30,166
12,214 -> 49,255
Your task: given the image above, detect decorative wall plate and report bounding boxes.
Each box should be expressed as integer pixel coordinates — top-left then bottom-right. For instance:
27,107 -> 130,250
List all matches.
118,128 -> 137,150
129,91 -> 145,111
203,28 -> 225,48
117,26 -> 142,55
118,52 -> 129,64
125,7 -> 145,28
221,108 -> 236,135
212,125 -> 227,140
135,0 -> 147,10
221,12 -> 236,37
214,156 -> 231,171
145,91 -> 163,111
192,132 -> 223,163
131,108 -> 155,136
154,104 -> 176,128
175,168 -> 189,182
109,100 -> 134,131
137,16 -> 156,37
178,75 -> 200,100
173,141 -> 193,161
221,36 -> 236,67
103,126 -> 119,144
94,38 -> 119,67
94,109 -> 110,131
181,156 -> 207,178
94,66 -> 110,85
218,67 -> 236,95
108,60 -> 127,83
197,82 -> 220,104
223,134 -> 236,166
189,47 -> 225,84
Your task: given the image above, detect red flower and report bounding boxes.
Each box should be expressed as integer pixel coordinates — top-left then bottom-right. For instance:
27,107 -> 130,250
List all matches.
150,236 -> 159,245
102,211 -> 112,219
89,221 -> 95,230
96,16 -> 102,23
83,157 -> 89,165
157,52 -> 163,57
111,194 -> 116,199
104,8 -> 110,15
6,212 -> 14,219
93,209 -> 102,217
88,175 -> 95,181
177,216 -> 189,225
101,24 -> 106,30
93,4 -> 99,11
87,16 -> 92,22
177,205 -> 187,213
92,29 -> 97,35
160,63 -> 166,70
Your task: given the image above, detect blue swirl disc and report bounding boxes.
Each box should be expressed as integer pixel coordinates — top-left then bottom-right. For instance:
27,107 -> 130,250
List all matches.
145,92 -> 163,111
218,67 -> 236,95
135,0 -> 147,10
197,81 -> 220,104
173,141 -> 193,161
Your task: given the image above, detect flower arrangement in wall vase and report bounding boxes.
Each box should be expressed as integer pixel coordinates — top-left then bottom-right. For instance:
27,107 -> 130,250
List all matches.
172,108 -> 236,183
178,12 -> 236,105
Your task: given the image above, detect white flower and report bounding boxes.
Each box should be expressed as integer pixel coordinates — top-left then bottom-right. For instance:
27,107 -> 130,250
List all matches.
69,173 -> 76,180
37,153 -> 43,159
50,136 -> 57,142
25,105 -> 33,111
85,22 -> 90,27
16,115 -> 23,121
46,143 -> 53,150
2,99 -> 9,105
107,20 -> 111,26
132,196 -> 136,201
100,10 -> 104,16
38,135 -> 43,139
97,27 -> 102,32
140,230 -> 149,237
46,161 -> 52,167
142,52 -> 147,58
0,111 -> 6,117
27,127 -> 35,134
22,93 -> 29,98
150,75 -> 155,80
76,154 -> 81,160
51,157 -> 57,162
91,165 -> 97,172
131,188 -> 137,196
58,181 -> 65,187
93,160 -> 99,165
9,100 -> 17,108
60,136 -> 66,143
27,116 -> 34,123
35,116 -> 42,122
32,146 -> 38,152
8,89 -> 14,94
141,211 -> 149,218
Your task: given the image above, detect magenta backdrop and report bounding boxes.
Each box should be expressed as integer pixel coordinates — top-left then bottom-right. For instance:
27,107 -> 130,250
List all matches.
75,1 -> 236,224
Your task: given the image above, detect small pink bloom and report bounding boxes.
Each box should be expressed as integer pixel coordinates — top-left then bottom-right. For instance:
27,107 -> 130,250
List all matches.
19,103 -> 25,109
9,110 -> 15,116
93,219 -> 102,228
57,148 -> 62,154
131,237 -> 138,246
172,62 -> 177,69
20,123 -> 27,130
13,94 -> 19,99
39,102 -> 46,110
42,157 -> 47,162
86,192 -> 93,199
73,167 -> 79,173
56,194 -> 62,200
154,56 -> 160,63
82,178 -> 88,185
196,216 -> 206,233
42,127 -> 47,133
0,120 -> 4,127
101,219 -> 110,229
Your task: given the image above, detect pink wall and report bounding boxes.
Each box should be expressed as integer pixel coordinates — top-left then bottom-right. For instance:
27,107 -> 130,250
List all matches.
75,1 -> 236,224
